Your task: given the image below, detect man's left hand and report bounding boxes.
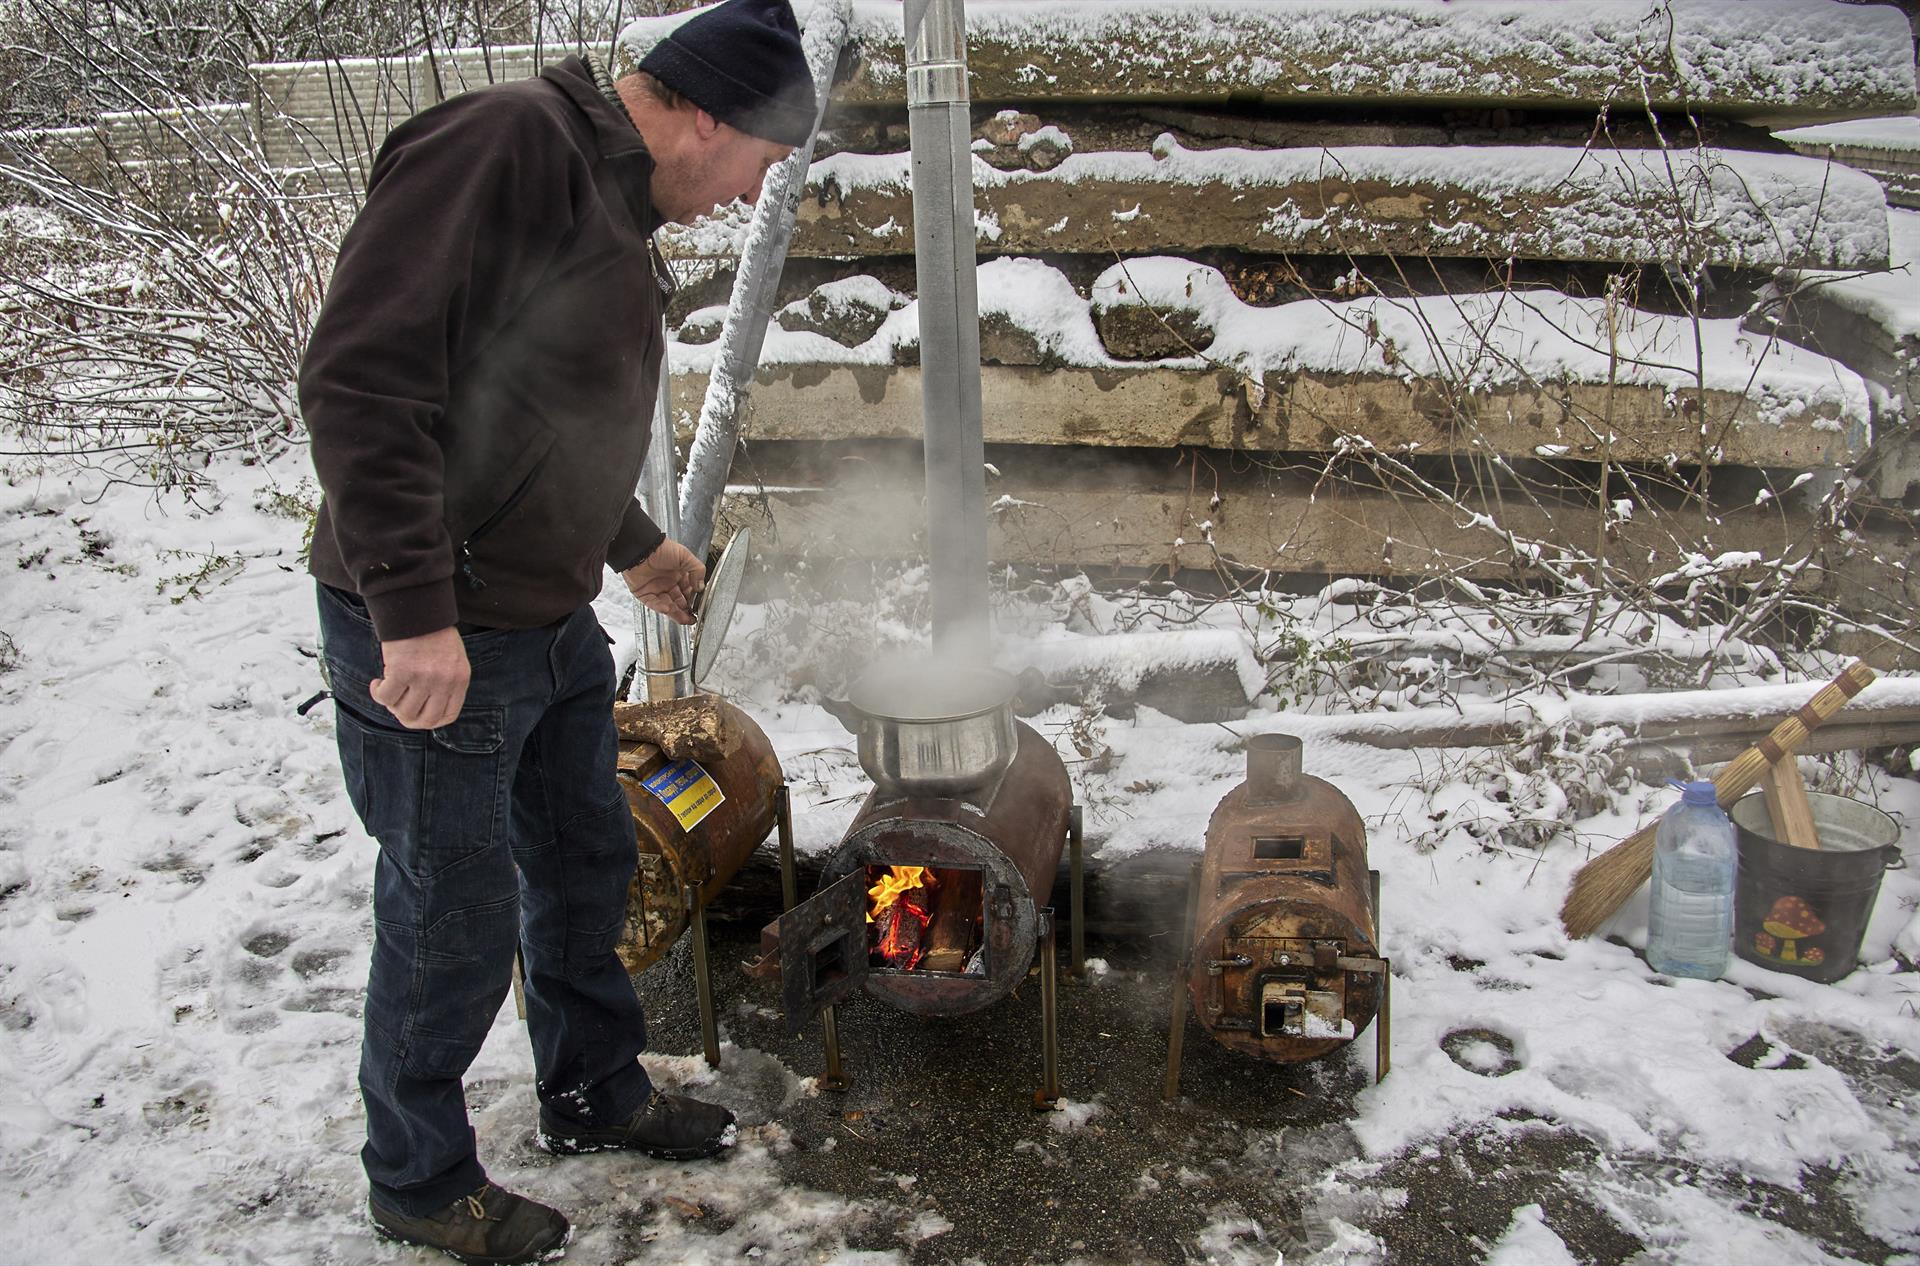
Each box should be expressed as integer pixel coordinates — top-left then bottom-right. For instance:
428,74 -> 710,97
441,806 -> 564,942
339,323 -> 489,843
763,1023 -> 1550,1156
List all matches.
622,538 -> 706,625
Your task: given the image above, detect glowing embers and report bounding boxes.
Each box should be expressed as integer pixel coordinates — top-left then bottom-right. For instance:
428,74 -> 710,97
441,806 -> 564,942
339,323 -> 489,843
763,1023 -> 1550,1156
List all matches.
865,864 -> 986,975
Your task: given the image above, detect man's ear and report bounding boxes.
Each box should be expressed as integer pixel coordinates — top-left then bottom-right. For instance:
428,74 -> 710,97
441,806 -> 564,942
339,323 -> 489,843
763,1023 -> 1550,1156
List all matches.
691,108 -> 723,141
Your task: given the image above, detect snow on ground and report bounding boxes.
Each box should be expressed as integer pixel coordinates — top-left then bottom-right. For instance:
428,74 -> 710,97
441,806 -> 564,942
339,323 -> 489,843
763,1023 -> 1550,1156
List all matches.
3,455 -> 1920,1262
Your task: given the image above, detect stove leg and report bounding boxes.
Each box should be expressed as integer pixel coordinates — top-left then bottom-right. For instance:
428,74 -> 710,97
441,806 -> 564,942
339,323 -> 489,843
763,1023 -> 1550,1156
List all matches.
1067,805 -> 1085,979
776,783 -> 797,912
820,1004 -> 848,1092
776,782 -> 848,1091
1370,867 -> 1388,1084
1376,959 -> 1392,1084
684,884 -> 721,1068
1033,908 -> 1060,1110
1163,860 -> 1202,1102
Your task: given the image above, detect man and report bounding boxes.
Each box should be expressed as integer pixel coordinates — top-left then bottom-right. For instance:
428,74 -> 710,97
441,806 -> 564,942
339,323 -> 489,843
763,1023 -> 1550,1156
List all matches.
299,0 -> 815,1260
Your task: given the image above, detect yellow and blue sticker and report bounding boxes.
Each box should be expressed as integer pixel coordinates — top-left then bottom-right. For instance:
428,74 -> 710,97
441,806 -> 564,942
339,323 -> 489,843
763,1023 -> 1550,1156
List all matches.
641,758 -> 726,832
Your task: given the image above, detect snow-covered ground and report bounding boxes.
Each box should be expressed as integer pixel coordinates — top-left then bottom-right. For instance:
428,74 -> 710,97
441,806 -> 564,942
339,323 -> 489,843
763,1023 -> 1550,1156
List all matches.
2,454 -> 1919,1263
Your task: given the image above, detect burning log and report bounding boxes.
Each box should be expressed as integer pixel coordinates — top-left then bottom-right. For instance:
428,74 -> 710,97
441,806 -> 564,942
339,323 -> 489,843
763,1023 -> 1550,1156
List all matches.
868,866 -> 935,971
922,868 -> 984,973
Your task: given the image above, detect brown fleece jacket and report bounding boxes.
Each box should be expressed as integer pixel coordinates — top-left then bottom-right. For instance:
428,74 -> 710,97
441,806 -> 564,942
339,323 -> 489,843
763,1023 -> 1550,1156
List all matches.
302,56 -> 670,641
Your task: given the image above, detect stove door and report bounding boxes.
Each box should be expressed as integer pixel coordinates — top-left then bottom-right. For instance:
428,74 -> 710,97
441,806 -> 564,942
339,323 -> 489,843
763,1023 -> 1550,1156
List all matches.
778,869 -> 871,1036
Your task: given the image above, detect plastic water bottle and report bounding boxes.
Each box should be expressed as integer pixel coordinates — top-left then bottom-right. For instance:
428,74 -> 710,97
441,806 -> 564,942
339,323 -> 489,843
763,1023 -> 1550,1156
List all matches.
1646,779 -> 1737,979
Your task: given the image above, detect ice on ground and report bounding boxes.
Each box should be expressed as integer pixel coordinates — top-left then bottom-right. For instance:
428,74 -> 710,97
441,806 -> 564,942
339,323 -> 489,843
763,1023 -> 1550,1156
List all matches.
1045,1097 -> 1106,1133
1486,1203 -> 1579,1266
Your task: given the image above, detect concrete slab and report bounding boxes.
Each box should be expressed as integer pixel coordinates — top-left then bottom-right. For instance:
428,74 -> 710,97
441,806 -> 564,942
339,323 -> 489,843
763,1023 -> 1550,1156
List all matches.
668,364 -> 1860,469
794,145 -> 1891,270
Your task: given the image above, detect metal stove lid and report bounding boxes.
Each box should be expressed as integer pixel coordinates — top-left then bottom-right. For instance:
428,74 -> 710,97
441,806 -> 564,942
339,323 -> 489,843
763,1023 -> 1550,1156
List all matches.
691,526 -> 751,689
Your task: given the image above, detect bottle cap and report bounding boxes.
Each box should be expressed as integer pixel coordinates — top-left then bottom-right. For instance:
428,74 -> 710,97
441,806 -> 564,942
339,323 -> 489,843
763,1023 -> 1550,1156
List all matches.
1675,779 -> 1719,807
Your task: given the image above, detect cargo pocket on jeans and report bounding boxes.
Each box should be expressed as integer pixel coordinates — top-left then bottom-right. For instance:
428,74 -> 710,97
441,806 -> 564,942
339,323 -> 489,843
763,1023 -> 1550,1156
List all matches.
334,701 -> 428,855
336,702 -> 509,880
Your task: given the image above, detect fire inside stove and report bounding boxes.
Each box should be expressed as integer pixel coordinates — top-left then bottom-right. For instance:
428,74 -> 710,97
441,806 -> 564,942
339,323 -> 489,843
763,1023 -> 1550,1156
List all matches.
865,864 -> 987,975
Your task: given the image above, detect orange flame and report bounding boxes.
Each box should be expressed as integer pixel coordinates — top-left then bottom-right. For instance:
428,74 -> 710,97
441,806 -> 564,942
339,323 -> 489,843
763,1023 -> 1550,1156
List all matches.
868,866 -> 936,971
866,866 -> 936,923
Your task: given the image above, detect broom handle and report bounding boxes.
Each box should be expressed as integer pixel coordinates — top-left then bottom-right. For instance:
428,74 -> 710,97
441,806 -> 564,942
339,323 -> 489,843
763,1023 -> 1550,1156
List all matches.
1704,661 -> 1875,806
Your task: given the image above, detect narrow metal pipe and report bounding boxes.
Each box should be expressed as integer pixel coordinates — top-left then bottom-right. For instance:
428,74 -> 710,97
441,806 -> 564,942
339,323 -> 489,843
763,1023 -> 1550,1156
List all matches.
1037,908 -> 1060,1106
633,322 -> 691,702
905,0 -> 989,659
685,884 -> 720,1067
777,783 -> 798,911
820,1004 -> 848,1090
1372,867 -> 1389,1083
1068,805 -> 1085,977
1377,965 -> 1392,1082
1163,861 -> 1203,1101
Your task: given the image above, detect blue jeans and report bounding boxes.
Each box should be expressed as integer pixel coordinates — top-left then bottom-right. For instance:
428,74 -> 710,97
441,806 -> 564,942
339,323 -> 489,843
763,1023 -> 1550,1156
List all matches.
317,584 -> 651,1215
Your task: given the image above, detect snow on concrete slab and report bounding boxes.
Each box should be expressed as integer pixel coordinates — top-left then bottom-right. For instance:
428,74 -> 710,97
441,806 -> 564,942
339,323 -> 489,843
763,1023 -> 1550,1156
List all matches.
1780,115 -> 1920,156
1786,208 -> 1920,345
1487,1204 -> 1580,1266
619,0 -> 1917,121
668,256 -> 1872,441
799,140 -> 1892,270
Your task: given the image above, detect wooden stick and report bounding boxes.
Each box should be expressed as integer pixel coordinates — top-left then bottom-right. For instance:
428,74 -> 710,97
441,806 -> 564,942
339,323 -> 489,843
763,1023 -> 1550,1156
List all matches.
922,869 -> 982,973
1761,760 -> 1821,850
1558,661 -> 1874,939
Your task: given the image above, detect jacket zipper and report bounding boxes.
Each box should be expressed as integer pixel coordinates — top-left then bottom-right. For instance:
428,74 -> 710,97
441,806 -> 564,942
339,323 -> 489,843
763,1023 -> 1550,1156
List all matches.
458,465 -> 543,591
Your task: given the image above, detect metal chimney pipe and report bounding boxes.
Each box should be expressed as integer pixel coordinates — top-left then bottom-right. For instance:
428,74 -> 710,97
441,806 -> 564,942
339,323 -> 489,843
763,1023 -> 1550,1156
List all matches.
905,0 -> 990,660
632,330 -> 692,701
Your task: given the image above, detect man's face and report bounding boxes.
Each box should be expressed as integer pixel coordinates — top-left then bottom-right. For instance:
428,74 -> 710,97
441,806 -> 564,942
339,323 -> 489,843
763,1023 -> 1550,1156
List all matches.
657,116 -> 794,226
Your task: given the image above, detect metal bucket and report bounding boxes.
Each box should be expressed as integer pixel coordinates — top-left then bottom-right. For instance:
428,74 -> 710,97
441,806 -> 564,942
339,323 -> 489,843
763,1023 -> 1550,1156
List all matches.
1728,791 -> 1907,984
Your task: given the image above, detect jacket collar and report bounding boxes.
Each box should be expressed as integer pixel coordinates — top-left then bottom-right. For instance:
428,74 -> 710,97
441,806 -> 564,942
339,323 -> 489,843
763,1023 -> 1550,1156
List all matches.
541,54 -> 663,234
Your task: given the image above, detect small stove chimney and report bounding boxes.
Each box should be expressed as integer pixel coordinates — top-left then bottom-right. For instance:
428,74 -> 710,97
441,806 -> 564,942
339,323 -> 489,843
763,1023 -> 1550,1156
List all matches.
1247,733 -> 1305,804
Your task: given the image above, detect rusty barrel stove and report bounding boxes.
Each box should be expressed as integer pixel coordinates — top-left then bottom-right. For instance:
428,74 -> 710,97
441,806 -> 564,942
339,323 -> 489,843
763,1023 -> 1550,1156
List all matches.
608,692 -> 791,1067
613,695 -> 784,971
1166,733 -> 1390,1095
772,663 -> 1083,1102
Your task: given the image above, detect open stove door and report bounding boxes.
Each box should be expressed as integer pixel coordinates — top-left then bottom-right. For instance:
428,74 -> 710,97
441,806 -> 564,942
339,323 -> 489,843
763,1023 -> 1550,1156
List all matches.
778,869 -> 870,1036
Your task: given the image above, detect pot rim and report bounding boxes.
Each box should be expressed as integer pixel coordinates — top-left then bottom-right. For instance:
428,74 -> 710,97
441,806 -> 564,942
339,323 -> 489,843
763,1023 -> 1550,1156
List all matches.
846,663 -> 1019,724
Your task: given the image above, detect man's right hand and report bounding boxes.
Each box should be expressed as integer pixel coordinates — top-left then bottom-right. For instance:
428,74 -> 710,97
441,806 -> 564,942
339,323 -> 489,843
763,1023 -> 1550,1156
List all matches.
371,627 -> 470,729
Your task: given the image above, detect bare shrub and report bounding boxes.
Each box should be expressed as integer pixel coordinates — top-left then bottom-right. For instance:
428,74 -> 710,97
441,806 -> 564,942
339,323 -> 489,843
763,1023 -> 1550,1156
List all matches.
0,109 -> 348,497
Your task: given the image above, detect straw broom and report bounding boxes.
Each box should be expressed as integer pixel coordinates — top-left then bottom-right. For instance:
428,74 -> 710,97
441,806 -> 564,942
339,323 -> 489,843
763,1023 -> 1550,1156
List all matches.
1558,660 -> 1876,939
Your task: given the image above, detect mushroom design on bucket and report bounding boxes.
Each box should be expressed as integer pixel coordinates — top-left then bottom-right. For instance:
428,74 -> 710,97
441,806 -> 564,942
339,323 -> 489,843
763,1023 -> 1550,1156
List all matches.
1753,895 -> 1826,966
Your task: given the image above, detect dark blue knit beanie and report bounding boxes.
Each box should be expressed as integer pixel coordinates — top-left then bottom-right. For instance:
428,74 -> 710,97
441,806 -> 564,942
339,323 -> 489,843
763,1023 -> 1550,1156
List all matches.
638,0 -> 816,147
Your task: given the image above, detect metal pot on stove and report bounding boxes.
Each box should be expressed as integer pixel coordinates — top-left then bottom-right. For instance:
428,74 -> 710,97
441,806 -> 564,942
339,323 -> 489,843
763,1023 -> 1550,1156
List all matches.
828,660 -> 1020,798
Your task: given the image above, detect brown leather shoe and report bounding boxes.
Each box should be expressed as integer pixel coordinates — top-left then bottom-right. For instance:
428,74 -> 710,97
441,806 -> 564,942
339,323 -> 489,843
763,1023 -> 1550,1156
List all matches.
537,1090 -> 738,1160
368,1182 -> 570,1265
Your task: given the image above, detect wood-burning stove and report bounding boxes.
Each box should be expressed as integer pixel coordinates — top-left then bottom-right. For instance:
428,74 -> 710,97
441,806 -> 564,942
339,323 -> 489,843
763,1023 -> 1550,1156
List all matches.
766,718 -> 1082,1103
1164,734 -> 1391,1095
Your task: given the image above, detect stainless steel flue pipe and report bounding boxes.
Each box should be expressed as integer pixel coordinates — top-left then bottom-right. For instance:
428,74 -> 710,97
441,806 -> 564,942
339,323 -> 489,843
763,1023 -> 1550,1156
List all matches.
905,0 -> 990,659
632,342 -> 692,702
